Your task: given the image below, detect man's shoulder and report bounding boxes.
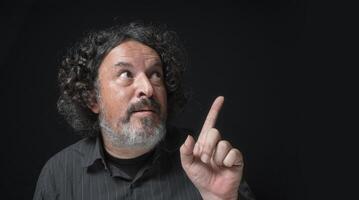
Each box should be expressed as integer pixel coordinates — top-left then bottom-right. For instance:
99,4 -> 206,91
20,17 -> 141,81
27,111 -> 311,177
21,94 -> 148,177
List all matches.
41,137 -> 96,171
34,137 -> 98,198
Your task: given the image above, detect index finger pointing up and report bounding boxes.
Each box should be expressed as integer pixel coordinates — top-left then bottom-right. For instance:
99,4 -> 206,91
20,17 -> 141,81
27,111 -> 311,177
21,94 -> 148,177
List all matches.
200,96 -> 224,134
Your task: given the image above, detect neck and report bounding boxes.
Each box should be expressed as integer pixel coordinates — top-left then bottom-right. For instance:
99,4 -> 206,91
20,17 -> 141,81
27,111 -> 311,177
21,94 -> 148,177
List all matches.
101,135 -> 153,159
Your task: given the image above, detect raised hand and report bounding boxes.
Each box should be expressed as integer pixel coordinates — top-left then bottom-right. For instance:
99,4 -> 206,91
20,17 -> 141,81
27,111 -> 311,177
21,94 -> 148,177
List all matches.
180,96 -> 244,200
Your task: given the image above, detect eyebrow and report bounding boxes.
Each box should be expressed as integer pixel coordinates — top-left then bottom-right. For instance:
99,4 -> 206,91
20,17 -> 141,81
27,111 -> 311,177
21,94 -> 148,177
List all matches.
114,60 -> 163,68
114,62 -> 133,68
151,60 -> 163,68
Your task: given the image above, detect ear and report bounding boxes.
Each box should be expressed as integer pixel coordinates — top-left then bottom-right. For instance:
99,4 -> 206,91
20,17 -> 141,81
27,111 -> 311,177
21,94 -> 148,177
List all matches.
87,91 -> 100,114
89,101 -> 100,114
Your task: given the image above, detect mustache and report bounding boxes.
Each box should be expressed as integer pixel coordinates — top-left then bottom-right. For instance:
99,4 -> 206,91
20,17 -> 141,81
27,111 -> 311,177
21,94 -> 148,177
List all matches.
124,98 -> 161,120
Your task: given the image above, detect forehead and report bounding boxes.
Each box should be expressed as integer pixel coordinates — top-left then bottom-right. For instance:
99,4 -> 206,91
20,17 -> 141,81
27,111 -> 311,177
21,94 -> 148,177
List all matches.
104,40 -> 161,64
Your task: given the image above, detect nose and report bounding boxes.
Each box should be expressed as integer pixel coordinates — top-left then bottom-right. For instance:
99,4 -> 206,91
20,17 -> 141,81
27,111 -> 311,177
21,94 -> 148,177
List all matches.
134,73 -> 154,98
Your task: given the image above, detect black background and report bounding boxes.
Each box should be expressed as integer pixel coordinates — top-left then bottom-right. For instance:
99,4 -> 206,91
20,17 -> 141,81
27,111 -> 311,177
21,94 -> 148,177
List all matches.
1,0 -> 346,199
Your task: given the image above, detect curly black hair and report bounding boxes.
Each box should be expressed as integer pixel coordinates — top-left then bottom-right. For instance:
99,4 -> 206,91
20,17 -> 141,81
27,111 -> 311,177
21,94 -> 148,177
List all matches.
57,22 -> 188,137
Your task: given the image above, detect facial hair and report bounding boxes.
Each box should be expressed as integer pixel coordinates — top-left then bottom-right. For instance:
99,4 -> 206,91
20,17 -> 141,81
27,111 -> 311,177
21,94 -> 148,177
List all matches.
99,98 -> 166,149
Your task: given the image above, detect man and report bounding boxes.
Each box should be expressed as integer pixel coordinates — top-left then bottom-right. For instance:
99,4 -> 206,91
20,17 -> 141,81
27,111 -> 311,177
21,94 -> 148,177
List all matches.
34,22 -> 255,200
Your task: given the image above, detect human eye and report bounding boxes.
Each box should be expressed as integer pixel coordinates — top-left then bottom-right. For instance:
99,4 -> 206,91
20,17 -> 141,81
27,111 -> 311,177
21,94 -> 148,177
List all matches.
118,70 -> 133,80
150,71 -> 163,83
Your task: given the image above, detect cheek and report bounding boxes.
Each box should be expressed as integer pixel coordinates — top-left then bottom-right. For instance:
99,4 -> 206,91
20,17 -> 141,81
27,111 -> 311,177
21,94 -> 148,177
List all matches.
101,83 -> 132,118
156,87 -> 167,111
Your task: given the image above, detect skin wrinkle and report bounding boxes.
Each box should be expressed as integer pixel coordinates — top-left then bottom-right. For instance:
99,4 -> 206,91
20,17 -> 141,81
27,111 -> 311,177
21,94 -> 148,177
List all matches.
92,40 -> 168,158
57,23 -> 187,137
98,96 -> 166,149
96,76 -> 166,149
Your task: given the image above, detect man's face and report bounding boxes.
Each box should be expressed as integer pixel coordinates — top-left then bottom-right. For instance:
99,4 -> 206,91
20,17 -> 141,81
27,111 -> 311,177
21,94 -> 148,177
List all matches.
92,40 -> 167,149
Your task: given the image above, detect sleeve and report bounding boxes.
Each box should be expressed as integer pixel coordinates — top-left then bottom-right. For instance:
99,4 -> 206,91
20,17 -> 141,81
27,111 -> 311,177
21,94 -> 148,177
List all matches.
238,179 -> 256,200
33,160 -> 59,200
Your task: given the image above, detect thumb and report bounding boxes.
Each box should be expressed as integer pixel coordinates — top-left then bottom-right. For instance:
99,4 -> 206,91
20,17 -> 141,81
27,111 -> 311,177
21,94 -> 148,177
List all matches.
180,134 -> 195,168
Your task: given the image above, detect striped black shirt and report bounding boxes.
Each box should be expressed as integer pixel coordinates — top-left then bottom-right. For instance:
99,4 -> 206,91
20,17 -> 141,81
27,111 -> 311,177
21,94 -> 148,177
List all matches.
33,126 -> 255,200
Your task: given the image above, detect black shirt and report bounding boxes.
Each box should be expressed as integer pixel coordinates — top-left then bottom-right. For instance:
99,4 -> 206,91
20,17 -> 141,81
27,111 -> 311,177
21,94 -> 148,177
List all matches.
33,126 -> 255,200
105,147 -> 155,180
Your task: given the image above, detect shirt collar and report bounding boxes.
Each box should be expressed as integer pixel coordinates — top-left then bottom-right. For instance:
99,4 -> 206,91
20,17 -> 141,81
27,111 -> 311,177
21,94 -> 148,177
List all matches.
81,135 -> 107,168
81,125 -> 190,169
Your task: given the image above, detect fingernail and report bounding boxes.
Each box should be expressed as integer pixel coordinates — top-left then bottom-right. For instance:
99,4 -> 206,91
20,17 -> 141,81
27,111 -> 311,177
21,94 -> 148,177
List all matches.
201,154 -> 210,163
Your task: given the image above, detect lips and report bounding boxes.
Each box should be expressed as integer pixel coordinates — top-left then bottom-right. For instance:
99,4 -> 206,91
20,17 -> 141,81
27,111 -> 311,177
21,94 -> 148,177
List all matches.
132,108 -> 156,113
134,110 -> 154,113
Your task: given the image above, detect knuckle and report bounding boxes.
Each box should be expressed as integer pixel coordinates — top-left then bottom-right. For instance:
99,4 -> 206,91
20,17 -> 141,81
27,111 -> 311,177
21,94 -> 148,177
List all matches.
210,128 -> 219,134
223,158 -> 232,167
232,148 -> 243,159
208,128 -> 221,139
233,148 -> 242,155
218,140 -> 231,149
215,157 -> 223,166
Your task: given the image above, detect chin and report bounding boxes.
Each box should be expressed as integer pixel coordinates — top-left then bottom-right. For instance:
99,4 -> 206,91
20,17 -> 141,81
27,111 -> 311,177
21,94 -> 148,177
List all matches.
122,120 -> 166,149
132,115 -> 160,128
100,112 -> 166,149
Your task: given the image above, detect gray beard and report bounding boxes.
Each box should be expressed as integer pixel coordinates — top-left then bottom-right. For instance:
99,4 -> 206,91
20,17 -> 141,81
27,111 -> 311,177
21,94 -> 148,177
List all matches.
99,115 -> 166,150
